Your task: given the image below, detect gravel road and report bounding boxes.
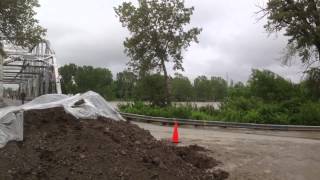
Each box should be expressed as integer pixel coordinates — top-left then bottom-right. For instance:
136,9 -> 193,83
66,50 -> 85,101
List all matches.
134,122 -> 320,180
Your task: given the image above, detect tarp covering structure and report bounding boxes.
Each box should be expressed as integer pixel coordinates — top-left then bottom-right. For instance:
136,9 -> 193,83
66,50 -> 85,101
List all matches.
0,91 -> 124,148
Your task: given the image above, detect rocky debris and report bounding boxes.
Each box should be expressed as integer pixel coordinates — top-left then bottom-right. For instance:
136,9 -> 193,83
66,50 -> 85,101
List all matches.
0,107 -> 228,180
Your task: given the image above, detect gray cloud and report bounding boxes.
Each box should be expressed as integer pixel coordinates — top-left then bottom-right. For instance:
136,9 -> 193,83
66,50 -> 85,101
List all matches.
36,0 -> 304,82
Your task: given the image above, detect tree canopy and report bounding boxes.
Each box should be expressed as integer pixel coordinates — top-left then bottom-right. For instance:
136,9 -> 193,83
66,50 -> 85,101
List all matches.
59,64 -> 115,100
59,64 -> 231,103
115,70 -> 137,100
304,67 -> 320,99
115,0 -> 201,105
193,76 -> 228,101
0,0 -> 46,53
135,73 -> 167,106
248,69 -> 296,101
171,73 -> 193,101
261,0 -> 320,66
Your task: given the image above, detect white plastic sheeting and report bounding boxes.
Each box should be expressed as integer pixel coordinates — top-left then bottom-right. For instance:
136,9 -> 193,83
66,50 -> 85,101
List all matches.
0,107 -> 24,148
0,91 -> 124,148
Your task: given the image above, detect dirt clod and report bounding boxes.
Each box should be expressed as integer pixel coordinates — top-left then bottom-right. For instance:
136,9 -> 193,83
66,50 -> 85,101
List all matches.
0,107 -> 228,180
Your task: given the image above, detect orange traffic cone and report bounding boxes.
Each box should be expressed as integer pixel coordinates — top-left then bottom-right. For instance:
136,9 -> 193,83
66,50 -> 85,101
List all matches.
172,121 -> 180,144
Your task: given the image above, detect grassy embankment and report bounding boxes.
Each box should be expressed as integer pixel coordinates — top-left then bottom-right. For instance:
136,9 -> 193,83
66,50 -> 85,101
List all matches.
119,98 -> 320,126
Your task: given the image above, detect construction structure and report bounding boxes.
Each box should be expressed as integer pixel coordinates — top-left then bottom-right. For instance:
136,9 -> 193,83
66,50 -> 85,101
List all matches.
0,40 -> 62,99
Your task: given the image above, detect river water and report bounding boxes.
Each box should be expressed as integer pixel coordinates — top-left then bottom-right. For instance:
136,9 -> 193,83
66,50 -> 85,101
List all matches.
109,101 -> 221,109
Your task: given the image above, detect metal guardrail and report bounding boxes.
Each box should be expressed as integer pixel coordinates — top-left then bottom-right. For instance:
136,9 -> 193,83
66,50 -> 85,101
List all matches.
120,112 -> 320,131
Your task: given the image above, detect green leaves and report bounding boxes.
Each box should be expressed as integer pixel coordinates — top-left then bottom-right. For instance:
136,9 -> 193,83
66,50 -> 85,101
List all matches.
134,73 -> 167,106
194,76 -> 228,101
262,0 -> 320,65
59,64 -> 115,100
115,0 -> 201,105
171,73 -> 193,101
115,71 -> 137,100
0,0 -> 46,50
248,69 -> 296,101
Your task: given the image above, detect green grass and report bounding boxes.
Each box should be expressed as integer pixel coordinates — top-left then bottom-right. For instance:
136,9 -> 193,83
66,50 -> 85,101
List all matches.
119,98 -> 320,126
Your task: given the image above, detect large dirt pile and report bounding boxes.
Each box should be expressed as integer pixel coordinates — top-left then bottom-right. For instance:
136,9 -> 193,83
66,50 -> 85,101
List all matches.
0,107 -> 228,180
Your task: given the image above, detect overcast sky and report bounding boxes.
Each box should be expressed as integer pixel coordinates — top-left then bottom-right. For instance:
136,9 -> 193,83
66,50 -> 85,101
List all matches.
36,0 -> 305,83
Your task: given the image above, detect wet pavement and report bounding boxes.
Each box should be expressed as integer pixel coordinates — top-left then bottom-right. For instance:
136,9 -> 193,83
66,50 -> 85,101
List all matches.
135,122 -> 320,180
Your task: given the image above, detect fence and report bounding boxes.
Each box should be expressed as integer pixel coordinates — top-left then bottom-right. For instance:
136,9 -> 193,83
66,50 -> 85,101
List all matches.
120,112 -> 320,131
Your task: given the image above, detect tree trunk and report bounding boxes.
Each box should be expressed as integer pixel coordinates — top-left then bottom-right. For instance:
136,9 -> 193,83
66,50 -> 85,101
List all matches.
161,59 -> 171,106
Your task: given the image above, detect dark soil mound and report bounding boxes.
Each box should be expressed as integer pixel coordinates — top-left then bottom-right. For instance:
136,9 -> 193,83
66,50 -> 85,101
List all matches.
0,107 -> 228,180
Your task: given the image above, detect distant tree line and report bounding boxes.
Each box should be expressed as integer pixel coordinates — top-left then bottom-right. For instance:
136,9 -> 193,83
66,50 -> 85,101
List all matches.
229,69 -> 320,101
119,69 -> 320,125
59,64 -> 228,103
59,64 -> 320,104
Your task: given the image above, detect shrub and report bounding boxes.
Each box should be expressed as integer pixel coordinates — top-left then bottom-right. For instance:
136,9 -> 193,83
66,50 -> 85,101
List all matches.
191,111 -> 212,120
221,97 -> 261,111
118,99 -> 320,125
290,102 -> 320,125
168,106 -> 192,119
243,110 -> 260,123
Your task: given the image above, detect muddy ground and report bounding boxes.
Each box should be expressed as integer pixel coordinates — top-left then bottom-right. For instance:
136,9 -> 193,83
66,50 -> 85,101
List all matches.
135,122 -> 320,180
0,107 -> 228,180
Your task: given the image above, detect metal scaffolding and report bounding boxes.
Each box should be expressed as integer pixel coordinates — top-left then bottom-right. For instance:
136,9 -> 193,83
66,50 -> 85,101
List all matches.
0,40 -> 62,99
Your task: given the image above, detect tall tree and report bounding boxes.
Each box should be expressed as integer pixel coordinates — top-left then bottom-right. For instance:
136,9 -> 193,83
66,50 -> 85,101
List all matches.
304,68 -> 320,99
171,73 -> 194,101
194,76 -> 212,101
59,64 -> 78,94
0,0 -> 46,53
59,64 -> 115,99
74,66 -> 113,95
115,70 -> 137,100
228,81 -> 250,98
260,0 -> 320,67
248,69 -> 296,101
115,0 -> 201,105
210,77 -> 228,101
134,73 -> 167,106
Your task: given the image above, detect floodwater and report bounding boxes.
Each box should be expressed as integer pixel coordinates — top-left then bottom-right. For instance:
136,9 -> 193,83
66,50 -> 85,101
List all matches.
0,99 -> 220,109
109,101 -> 221,109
